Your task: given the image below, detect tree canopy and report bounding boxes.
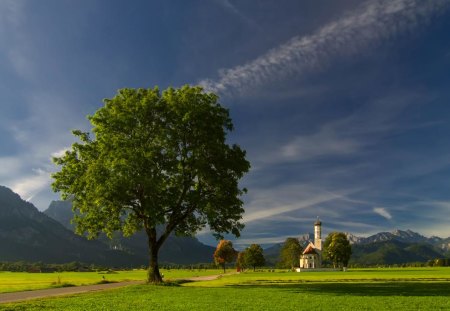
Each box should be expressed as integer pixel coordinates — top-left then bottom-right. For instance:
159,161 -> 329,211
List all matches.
323,232 -> 352,268
279,237 -> 303,270
214,240 -> 237,273
244,244 -> 265,271
52,86 -> 250,283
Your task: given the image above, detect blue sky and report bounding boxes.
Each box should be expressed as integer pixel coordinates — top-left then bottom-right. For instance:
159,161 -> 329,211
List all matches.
1,0 -> 450,247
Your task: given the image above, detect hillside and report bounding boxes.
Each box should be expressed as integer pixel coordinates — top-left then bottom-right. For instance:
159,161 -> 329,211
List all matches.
350,240 -> 443,265
0,186 -> 138,266
0,186 -> 214,266
263,243 -> 283,265
44,200 -> 216,265
44,200 -> 74,230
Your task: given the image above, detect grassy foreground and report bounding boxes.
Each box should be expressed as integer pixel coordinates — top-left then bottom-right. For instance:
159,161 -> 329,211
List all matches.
1,268 -> 450,310
184,267 -> 450,287
0,269 -> 221,293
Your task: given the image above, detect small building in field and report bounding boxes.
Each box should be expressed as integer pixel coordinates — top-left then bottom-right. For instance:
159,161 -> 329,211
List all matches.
299,218 -> 322,269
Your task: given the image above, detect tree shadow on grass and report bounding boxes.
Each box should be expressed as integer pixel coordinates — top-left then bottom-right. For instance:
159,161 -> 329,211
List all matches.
228,282 -> 450,297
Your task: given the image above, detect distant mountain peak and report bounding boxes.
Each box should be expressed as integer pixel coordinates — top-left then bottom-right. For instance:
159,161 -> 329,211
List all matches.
345,229 -> 450,252
392,229 -> 420,236
0,185 -> 39,217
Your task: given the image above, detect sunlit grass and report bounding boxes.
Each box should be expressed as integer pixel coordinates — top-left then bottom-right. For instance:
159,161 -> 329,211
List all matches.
1,268 -> 450,310
2,280 -> 450,310
183,267 -> 450,287
0,269 -> 223,293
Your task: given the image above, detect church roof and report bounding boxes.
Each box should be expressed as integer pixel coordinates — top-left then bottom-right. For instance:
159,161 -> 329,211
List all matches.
303,248 -> 318,255
302,242 -> 318,255
314,217 -> 322,226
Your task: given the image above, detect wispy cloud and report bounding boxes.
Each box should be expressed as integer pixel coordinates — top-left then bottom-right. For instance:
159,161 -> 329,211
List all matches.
379,199 -> 450,238
281,128 -> 361,161
373,207 -> 393,220
233,218 -> 383,247
255,92 -> 421,165
51,147 -> 70,158
200,0 -> 449,95
11,168 -> 52,202
235,235 -> 296,247
213,0 -> 259,29
1,91 -> 88,209
243,184 -> 359,223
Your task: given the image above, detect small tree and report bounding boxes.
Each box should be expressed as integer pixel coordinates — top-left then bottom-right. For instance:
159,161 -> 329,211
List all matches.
214,240 -> 237,273
323,232 -> 352,268
244,244 -> 265,271
52,86 -> 250,283
279,238 -> 302,270
236,251 -> 247,272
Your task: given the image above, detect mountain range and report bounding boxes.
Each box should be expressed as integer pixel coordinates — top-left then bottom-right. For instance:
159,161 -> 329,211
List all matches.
1,184 -> 449,267
264,229 -> 450,266
0,186 -> 214,266
346,230 -> 450,251
44,200 -> 215,265
0,186 -> 137,266
347,230 -> 450,265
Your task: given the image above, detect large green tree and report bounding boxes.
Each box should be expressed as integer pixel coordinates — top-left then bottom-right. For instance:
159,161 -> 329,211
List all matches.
323,232 -> 352,268
52,86 -> 250,283
244,244 -> 265,271
279,237 -> 303,270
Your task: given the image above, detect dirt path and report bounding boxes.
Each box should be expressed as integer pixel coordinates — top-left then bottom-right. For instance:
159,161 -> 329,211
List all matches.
0,274 -> 225,304
0,281 -> 143,304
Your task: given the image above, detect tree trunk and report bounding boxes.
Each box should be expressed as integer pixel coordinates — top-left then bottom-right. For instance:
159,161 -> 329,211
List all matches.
147,233 -> 163,283
223,262 -> 226,274
253,265 -> 255,272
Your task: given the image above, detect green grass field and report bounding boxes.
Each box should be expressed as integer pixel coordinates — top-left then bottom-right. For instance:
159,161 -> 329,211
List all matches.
0,269 -> 222,293
184,267 -> 450,287
1,268 -> 450,310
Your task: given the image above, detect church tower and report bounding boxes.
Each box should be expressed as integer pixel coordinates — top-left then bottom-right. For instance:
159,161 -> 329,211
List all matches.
314,217 -> 322,251
299,218 -> 323,270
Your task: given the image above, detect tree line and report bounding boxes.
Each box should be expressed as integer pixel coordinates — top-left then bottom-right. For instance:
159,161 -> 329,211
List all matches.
0,261 -> 108,272
212,231 -> 353,272
214,240 -> 266,272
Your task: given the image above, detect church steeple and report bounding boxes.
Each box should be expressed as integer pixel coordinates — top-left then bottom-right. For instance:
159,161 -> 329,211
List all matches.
314,217 -> 322,251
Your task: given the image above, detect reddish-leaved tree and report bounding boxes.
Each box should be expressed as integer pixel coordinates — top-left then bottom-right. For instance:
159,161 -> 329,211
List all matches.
214,240 -> 237,273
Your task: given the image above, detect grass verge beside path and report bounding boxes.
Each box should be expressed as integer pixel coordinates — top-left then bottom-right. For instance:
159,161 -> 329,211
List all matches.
0,269 -> 223,293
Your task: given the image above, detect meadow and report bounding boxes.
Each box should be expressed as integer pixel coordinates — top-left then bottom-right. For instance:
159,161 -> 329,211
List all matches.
184,267 -> 450,287
0,269 -> 221,293
1,268 -> 450,310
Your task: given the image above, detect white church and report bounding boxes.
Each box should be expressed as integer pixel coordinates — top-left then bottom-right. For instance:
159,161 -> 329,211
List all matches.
299,218 -> 323,269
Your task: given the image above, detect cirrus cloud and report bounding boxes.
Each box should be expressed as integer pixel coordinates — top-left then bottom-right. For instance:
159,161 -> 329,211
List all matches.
200,0 -> 450,96
373,207 -> 393,220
